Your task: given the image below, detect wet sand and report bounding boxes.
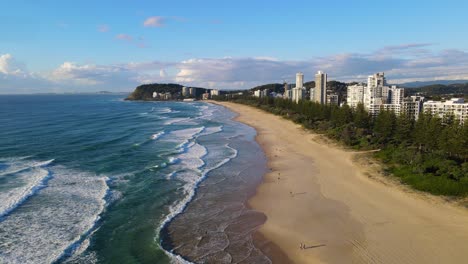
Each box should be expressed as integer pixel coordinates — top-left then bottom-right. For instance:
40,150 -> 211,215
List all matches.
214,101 -> 468,264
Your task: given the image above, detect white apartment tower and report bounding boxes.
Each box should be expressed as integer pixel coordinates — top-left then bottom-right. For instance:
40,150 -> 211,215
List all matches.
292,72 -> 305,103
364,72 -> 404,115
210,89 -> 220,97
296,72 -> 304,88
313,71 -> 327,104
346,84 -> 366,108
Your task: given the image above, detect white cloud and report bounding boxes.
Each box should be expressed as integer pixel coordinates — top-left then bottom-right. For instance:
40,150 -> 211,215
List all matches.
0,54 -> 26,75
1,44 -> 468,94
143,16 -> 165,27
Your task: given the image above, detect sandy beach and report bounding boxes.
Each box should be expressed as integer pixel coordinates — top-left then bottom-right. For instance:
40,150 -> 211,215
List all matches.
213,101 -> 468,264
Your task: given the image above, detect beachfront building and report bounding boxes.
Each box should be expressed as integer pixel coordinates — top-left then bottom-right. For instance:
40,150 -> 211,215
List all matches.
292,72 -> 305,103
364,73 -> 405,116
402,96 -> 425,120
189,87 -> 195,97
210,89 -> 220,97
423,98 -> 468,123
313,71 -> 327,104
163,92 -> 172,100
202,93 -> 210,100
254,89 -> 270,98
346,83 -> 366,108
182,87 -> 189,97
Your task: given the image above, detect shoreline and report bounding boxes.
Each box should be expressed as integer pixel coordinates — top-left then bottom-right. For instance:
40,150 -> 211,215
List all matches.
212,101 -> 468,264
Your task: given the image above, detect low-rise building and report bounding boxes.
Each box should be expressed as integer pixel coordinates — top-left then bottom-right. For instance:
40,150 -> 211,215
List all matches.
202,93 -> 210,100
327,94 -> 339,105
423,98 -> 468,123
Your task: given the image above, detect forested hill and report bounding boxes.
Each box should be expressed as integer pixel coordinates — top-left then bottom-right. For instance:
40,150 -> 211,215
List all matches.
406,83 -> 468,99
250,83 -> 284,93
126,83 -> 183,100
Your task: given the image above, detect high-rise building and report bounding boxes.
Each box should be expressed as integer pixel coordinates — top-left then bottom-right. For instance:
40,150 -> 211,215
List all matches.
283,82 -> 291,99
367,72 -> 386,87
254,89 -> 269,98
296,72 -> 304,88
292,87 -> 304,103
292,72 -> 305,103
363,73 -> 404,116
313,71 -> 327,104
182,87 -> 188,96
346,83 -> 366,108
423,98 -> 468,123
402,96 -> 425,120
210,89 -> 220,97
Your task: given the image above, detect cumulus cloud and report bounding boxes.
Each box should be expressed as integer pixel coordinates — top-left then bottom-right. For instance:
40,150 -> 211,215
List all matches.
143,16 -> 165,27
1,44 -> 468,94
0,54 -> 26,75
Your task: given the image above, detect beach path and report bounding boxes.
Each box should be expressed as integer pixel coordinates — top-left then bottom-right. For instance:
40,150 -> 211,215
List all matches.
214,101 -> 468,264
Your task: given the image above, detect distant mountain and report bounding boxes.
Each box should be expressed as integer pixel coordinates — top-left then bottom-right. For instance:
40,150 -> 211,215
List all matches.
396,80 -> 468,88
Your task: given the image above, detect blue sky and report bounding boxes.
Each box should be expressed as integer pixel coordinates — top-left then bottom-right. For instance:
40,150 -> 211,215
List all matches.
1,0 -> 468,93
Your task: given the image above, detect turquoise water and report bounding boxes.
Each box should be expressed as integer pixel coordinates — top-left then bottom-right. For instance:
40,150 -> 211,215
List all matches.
0,94 -> 268,263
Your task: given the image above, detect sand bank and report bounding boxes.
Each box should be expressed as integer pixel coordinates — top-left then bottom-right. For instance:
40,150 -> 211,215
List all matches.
213,101 -> 468,264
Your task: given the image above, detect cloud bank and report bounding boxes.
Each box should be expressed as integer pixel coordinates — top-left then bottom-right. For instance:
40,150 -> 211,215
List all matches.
1,44 -> 468,94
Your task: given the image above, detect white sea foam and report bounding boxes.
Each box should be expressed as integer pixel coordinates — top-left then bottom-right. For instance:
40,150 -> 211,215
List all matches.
196,104 -> 216,120
151,131 -> 165,140
153,107 -> 172,114
164,118 -> 192,125
158,144 -> 238,263
0,159 -> 54,177
0,164 -> 109,264
168,157 -> 180,164
165,171 -> 177,180
199,126 -> 223,137
0,159 -> 54,218
170,127 -> 205,139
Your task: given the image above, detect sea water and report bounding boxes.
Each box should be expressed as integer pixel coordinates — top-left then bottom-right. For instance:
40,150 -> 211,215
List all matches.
0,94 -> 269,263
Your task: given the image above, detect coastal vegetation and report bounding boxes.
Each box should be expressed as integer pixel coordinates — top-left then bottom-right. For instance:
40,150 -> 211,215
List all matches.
405,83 -> 468,100
126,83 -> 184,100
213,95 -> 468,197
126,83 -> 211,100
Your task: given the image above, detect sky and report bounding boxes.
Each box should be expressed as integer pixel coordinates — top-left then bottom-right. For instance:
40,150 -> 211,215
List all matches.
1,0 -> 468,93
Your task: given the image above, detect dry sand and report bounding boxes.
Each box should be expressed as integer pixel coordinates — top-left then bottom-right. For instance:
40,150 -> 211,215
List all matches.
213,101 -> 468,264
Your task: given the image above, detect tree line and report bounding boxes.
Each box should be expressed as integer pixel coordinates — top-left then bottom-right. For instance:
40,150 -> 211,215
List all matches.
213,95 -> 468,197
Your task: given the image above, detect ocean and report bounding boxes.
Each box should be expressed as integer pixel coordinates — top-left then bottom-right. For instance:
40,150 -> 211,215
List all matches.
0,94 -> 270,263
